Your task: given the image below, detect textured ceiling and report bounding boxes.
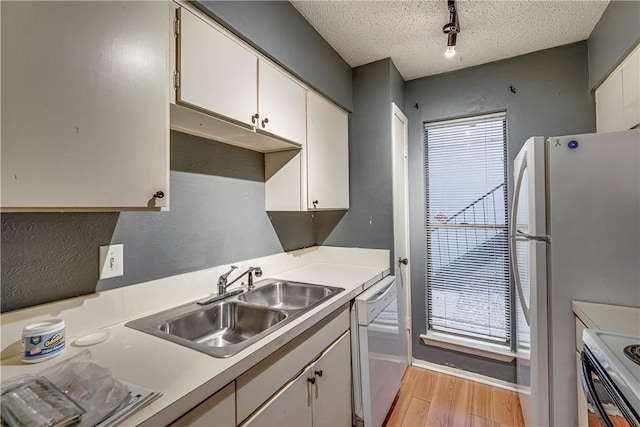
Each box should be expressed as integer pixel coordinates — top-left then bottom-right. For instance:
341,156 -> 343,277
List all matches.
290,1 -> 609,80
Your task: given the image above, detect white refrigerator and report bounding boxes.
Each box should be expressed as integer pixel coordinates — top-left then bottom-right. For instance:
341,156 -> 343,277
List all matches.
511,129 -> 640,426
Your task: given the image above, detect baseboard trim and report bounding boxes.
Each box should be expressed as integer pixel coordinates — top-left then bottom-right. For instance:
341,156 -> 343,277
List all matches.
411,358 -> 519,392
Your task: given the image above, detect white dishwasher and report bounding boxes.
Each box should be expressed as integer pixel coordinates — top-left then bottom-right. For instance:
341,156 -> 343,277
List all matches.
351,275 -> 406,427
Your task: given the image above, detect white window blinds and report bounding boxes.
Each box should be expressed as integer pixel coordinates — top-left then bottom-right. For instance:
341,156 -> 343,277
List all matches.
425,112 -> 510,345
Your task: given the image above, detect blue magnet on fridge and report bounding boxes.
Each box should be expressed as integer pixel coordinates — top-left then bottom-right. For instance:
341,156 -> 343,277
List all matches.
568,140 -> 579,149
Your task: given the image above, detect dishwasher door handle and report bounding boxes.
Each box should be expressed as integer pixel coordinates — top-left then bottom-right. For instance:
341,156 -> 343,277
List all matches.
368,282 -> 395,304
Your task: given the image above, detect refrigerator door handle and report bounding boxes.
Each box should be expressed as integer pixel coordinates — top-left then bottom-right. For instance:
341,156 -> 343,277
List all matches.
510,154 -> 531,326
512,230 -> 550,243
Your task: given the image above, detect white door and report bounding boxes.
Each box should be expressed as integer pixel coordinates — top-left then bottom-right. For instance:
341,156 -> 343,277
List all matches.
177,7 -> 257,127
511,137 -> 549,427
391,103 -> 411,362
311,332 -> 352,427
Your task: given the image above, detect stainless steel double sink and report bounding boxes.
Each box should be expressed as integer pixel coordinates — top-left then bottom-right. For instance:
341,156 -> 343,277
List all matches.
125,279 -> 343,358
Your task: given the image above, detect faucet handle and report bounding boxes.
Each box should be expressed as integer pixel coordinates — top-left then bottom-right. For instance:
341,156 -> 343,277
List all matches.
253,267 -> 263,277
219,265 -> 238,283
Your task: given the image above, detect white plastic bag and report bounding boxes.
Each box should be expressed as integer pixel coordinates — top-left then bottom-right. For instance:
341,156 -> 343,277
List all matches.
40,350 -> 129,427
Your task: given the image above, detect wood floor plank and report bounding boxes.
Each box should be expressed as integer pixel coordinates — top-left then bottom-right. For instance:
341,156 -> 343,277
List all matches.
384,367 -> 524,427
448,378 -> 474,427
491,388 -> 518,426
513,394 -> 525,427
424,373 -> 456,427
397,367 -> 421,412
471,415 -> 492,427
384,367 -> 420,427
413,369 -> 439,402
471,382 -> 493,419
384,398 -> 406,427
401,398 -> 431,427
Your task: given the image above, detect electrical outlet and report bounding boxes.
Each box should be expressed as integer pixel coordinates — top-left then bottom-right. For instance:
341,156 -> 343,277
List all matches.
99,244 -> 124,279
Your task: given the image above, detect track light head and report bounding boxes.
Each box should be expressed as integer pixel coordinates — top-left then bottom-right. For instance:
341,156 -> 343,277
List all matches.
443,0 -> 460,58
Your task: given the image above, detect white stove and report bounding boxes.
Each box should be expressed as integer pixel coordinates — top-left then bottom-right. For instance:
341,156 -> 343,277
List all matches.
582,330 -> 640,427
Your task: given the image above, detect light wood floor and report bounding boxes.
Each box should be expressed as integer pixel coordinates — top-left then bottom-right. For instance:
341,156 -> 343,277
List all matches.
383,366 -> 525,427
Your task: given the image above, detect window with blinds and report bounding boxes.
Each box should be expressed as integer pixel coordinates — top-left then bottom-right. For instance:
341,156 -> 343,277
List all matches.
425,112 -> 510,345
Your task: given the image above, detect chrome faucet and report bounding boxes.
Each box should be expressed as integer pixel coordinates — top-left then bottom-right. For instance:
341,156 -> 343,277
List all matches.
218,266 -> 263,295
217,265 -> 238,295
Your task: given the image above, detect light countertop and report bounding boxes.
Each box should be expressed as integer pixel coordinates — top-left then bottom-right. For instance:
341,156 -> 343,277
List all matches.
1,258 -> 388,425
572,301 -> 640,336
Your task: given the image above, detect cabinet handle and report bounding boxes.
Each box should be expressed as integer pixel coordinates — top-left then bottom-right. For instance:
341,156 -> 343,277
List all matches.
153,191 -> 165,199
399,258 -> 409,265
261,118 -> 269,128
312,200 -> 318,208
314,370 -> 323,377
251,113 -> 259,124
307,377 -> 316,384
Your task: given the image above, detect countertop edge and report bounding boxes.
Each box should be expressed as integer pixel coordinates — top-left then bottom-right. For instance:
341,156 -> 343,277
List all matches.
0,264 -> 388,426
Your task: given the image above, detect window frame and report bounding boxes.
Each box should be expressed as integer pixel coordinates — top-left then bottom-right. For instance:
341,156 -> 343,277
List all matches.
423,111 -> 511,348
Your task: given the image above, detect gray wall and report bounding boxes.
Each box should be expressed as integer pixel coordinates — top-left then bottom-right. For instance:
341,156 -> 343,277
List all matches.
321,59 -> 404,268
588,0 -> 640,89
1,132 -> 318,312
194,1 -> 353,111
405,42 -> 595,381
1,2 -> 353,313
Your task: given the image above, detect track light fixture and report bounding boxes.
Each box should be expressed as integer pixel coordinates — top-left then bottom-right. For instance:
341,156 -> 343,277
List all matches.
443,0 -> 460,57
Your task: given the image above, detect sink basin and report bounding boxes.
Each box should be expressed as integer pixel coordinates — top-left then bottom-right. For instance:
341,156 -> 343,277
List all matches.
238,281 -> 342,311
158,302 -> 287,347
125,279 -> 343,358
126,301 -> 288,358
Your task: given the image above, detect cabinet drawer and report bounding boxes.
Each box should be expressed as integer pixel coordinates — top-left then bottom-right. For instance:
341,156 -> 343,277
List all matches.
170,382 -> 235,427
575,317 -> 587,352
236,304 -> 349,422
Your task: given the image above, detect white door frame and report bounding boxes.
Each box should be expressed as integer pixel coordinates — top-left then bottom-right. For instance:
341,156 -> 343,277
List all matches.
391,102 -> 412,360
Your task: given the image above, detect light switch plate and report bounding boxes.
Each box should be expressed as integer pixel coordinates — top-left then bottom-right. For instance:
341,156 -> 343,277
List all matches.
99,244 -> 124,279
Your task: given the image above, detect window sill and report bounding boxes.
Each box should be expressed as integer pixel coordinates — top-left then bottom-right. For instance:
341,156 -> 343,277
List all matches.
420,332 -> 515,362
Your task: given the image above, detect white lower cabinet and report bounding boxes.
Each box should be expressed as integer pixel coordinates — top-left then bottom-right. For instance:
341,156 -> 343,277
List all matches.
310,332 -> 352,427
242,332 -> 351,427
242,368 -> 313,427
171,304 -> 351,426
170,382 -> 235,427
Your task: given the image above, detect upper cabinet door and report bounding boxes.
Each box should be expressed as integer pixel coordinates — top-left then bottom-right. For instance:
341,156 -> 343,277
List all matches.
1,1 -> 170,210
596,45 -> 640,133
306,92 -> 349,210
258,59 -> 307,145
596,70 -> 625,133
622,48 -> 640,130
177,7 -> 257,127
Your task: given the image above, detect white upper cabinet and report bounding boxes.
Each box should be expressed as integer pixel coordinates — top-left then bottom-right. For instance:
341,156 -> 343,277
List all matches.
596,70 -> 625,132
596,44 -> 640,132
177,7 -> 257,127
258,59 -> 307,145
306,92 -> 350,210
1,1 -> 170,211
172,6 -> 306,152
265,92 -> 349,211
622,48 -> 640,130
